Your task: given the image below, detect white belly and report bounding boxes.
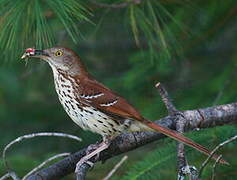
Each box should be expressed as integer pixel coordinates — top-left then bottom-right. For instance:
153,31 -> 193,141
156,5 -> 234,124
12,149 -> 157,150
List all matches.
52,69 -> 124,137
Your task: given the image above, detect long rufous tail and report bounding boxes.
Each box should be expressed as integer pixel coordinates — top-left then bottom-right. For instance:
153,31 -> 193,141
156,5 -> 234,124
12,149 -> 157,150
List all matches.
143,119 -> 229,165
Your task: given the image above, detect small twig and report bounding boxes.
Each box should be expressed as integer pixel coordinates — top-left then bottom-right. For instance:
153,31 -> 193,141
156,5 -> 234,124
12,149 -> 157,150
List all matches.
155,82 -> 177,114
0,171 -> 20,180
211,155 -> 222,180
0,173 -> 11,180
22,153 -> 70,180
156,82 -> 193,179
199,135 -> 236,177
103,155 -> 128,180
2,132 -> 81,173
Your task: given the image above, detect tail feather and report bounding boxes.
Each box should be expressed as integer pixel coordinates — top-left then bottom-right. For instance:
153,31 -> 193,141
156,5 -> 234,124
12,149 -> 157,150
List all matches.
144,120 -> 229,165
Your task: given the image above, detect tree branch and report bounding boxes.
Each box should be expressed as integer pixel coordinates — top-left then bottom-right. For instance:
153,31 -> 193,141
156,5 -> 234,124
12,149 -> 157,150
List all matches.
211,155 -> 222,180
199,134 -> 237,177
23,153 -> 71,180
155,83 -> 192,179
103,156 -> 128,180
26,102 -> 237,180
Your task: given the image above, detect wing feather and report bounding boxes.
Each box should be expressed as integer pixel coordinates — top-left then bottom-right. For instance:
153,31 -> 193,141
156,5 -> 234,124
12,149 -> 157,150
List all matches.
76,77 -> 144,121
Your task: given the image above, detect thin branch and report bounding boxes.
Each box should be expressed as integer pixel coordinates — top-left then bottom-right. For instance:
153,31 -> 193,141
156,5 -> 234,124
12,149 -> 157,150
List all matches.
25,102 -> 237,180
103,155 -> 128,180
156,82 -> 190,179
0,171 -> 20,180
23,153 -> 70,180
0,173 -> 11,180
199,135 -> 237,177
155,82 -> 177,114
2,132 -> 81,174
0,173 -> 10,180
211,155 -> 222,180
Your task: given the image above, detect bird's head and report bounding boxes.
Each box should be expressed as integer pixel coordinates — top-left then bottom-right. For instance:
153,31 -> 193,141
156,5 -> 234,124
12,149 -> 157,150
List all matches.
21,47 -> 86,75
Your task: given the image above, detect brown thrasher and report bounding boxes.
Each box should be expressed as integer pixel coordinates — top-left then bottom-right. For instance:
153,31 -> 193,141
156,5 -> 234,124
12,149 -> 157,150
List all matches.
21,47 -> 228,172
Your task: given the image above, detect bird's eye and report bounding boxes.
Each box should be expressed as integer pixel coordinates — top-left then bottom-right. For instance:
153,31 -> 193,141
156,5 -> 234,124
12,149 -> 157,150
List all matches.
55,50 -> 63,57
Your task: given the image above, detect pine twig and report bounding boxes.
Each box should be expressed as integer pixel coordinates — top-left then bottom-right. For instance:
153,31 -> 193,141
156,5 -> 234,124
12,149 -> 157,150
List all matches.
199,135 -> 236,177
22,153 -> 71,180
103,156 -> 128,180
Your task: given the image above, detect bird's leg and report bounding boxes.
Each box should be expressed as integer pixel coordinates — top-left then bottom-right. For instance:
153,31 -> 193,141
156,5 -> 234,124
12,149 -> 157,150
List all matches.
75,136 -> 111,173
86,141 -> 101,154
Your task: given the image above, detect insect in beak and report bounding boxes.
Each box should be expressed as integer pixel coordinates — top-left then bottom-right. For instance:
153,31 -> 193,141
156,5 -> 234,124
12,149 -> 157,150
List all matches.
21,48 -> 36,59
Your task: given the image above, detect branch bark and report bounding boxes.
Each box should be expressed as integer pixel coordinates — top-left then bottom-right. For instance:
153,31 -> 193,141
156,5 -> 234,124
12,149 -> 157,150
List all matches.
26,102 -> 237,180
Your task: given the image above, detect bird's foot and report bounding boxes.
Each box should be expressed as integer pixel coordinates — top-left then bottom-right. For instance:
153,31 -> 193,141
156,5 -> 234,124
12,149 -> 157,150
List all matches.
76,143 -> 101,172
86,142 -> 101,154
75,139 -> 111,174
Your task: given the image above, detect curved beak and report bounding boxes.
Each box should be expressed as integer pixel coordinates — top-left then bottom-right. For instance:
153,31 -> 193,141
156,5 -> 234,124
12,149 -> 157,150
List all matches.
21,48 -> 49,59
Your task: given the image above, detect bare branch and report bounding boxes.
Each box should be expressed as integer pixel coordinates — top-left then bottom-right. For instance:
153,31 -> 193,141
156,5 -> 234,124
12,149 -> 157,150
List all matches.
103,156 -> 128,180
23,153 -> 70,180
156,82 -> 191,179
0,173 -> 11,180
211,155 -> 222,180
0,171 -> 20,180
199,135 -> 237,177
155,82 -> 177,114
2,132 -> 81,176
24,102 -> 237,180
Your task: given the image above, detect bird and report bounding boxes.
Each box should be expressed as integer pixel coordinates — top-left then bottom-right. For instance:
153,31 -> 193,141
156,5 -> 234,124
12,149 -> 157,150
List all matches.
21,47 -> 228,172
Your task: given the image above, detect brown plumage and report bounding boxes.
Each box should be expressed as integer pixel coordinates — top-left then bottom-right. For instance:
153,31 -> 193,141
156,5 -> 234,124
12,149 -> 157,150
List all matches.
21,47 -> 228,171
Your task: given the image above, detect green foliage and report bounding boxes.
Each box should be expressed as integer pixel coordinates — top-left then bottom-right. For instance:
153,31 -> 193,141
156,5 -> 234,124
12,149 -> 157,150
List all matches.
129,1 -> 180,62
0,0 -> 90,61
0,0 -> 237,179
116,126 -> 237,180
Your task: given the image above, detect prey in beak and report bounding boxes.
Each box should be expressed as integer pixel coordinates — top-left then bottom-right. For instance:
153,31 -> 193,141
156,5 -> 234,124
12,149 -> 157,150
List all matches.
21,48 -> 35,59
21,48 -> 49,59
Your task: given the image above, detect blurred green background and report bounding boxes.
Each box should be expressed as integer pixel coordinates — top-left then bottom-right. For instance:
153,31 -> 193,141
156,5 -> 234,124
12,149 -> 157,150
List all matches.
0,0 -> 237,179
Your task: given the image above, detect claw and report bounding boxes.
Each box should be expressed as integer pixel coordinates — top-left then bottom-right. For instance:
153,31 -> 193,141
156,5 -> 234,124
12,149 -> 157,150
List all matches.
74,138 -> 111,174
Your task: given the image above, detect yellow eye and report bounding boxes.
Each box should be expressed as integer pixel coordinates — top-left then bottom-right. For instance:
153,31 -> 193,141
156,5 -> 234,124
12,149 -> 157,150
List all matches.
55,50 -> 63,56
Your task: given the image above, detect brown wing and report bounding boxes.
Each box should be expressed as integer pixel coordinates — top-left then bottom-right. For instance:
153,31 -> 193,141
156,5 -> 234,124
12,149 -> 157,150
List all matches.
76,77 -> 144,121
